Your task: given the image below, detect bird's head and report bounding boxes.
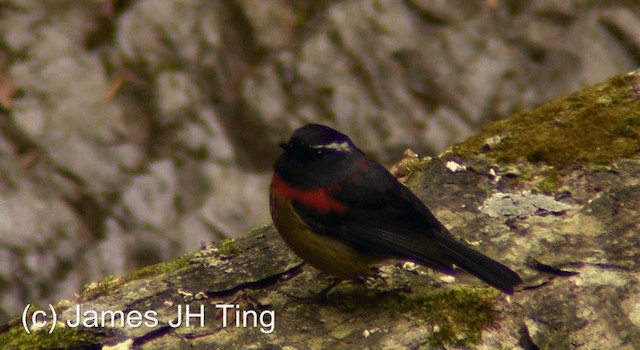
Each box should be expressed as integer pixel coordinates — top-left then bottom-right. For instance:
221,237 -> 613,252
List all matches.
279,124 -> 356,160
274,124 -> 363,188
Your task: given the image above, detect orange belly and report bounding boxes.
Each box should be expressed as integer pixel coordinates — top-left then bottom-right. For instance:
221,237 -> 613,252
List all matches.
270,186 -> 378,278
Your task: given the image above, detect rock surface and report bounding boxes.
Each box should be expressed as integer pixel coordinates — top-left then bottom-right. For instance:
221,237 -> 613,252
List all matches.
0,70 -> 638,349
1,0 -> 639,322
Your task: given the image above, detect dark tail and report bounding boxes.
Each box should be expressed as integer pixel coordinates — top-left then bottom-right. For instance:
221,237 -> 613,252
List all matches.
437,237 -> 522,294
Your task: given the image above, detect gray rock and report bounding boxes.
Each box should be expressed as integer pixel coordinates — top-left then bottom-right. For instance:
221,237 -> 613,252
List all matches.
0,0 -> 639,323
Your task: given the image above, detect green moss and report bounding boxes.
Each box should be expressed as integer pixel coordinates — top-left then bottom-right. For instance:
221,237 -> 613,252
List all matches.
78,275 -> 121,301
452,73 -> 640,166
76,239 -> 251,302
218,238 -> 240,256
390,149 -> 430,179
0,321 -> 99,349
79,252 -> 195,301
589,164 -> 614,172
535,171 -> 561,194
390,287 -> 499,347
128,251 -> 194,280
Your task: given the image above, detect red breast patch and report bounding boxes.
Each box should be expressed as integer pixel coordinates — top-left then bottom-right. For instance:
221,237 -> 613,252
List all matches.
271,174 -> 348,214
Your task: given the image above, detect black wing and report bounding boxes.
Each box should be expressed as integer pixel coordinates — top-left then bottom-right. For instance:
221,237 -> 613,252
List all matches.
293,159 -> 456,273
293,159 -> 522,293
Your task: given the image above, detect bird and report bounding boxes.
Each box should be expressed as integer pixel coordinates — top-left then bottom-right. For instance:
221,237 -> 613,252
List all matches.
269,124 -> 522,294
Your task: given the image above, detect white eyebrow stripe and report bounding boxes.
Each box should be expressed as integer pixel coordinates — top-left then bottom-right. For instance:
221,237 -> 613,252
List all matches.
311,141 -> 351,152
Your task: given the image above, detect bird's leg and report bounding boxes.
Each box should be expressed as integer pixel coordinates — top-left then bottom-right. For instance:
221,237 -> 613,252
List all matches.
369,267 -> 389,288
282,276 -> 344,302
338,268 -> 389,291
284,267 -> 389,301
317,278 -> 344,299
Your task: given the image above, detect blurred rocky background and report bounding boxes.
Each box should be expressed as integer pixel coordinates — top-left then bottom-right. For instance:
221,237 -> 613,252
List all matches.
0,0 -> 637,321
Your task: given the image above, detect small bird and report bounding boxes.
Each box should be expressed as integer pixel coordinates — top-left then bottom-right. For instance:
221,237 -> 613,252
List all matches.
270,124 -> 522,294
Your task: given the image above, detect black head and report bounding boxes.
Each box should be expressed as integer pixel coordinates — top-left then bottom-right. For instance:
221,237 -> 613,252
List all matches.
275,124 -> 364,187
279,124 -> 356,159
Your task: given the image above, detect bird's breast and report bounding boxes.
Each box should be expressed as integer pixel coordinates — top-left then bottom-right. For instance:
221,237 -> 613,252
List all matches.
270,174 -> 348,214
270,180 -> 375,278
